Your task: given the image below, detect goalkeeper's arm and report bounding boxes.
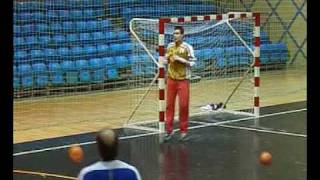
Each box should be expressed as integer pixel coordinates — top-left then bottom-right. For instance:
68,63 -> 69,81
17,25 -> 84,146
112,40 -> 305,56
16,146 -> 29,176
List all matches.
172,55 -> 196,67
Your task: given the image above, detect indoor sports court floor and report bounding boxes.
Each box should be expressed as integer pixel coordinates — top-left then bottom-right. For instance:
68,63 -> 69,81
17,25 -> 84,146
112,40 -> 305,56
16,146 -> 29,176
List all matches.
13,101 -> 306,180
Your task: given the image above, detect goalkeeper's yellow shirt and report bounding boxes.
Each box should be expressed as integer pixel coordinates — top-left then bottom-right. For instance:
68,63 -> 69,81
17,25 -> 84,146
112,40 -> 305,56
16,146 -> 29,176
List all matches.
165,42 -> 196,80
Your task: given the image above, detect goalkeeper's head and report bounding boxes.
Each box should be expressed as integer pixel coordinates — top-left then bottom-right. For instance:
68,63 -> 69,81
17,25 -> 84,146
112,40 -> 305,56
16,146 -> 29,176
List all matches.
173,26 -> 184,43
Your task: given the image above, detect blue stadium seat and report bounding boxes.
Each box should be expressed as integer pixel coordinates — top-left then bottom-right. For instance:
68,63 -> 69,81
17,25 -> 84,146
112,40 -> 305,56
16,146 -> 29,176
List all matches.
57,47 -> 70,57
89,58 -> 103,69
83,45 -> 97,54
14,65 -> 18,75
131,67 -> 144,76
226,57 -> 239,66
216,58 -> 226,67
115,56 -> 128,68
83,9 -> 95,19
75,21 -> 87,31
66,34 -> 79,42
43,48 -> 56,58
70,10 -> 83,19
53,35 -> 66,44
22,24 -> 34,34
51,73 -> 64,86
35,74 -> 49,87
78,70 -> 90,82
194,50 -> 204,61
128,55 -> 141,64
212,48 -> 224,58
18,64 -> 32,75
48,63 -> 64,86
61,60 -> 75,71
35,23 -> 49,32
92,69 -> 105,83
14,76 -> 20,90
71,46 -> 84,56
145,66 -> 156,76
102,57 -> 115,67
14,25 -> 20,35
117,31 -> 129,39
32,63 -> 49,87
139,55 -> 149,62
202,49 -> 215,60
30,49 -> 44,58
107,69 -> 119,80
95,8 -> 105,17
46,0 -> 66,9
234,46 -> 247,54
14,37 -> 25,46
64,69 -> 79,84
87,20 -> 99,31
62,21 -> 74,32
21,76 -> 34,88
109,44 -> 121,54
99,20 -> 111,29
32,63 -> 47,73
50,22 -> 62,31
260,57 -> 270,64
18,12 -> 31,21
75,60 -> 89,70
104,31 -> 116,40
38,36 -> 51,45
58,10 -> 69,19
225,47 -> 237,57
92,32 -> 104,41
16,1 -> 43,11
32,12 -> 45,21
47,10 -> 59,20
122,43 -> 133,52
14,65 -> 20,89
25,36 -> 38,45
48,63 -> 62,73
79,33 -> 91,41
75,60 -> 90,82
96,44 -> 109,54
13,13 -> 18,22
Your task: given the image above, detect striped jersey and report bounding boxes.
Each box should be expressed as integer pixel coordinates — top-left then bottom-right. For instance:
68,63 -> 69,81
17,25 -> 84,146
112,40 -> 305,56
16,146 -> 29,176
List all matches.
165,41 -> 196,80
78,160 -> 141,180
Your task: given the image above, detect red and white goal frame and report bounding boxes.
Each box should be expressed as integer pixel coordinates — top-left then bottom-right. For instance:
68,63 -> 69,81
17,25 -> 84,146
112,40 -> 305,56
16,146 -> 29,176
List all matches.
157,12 -> 261,133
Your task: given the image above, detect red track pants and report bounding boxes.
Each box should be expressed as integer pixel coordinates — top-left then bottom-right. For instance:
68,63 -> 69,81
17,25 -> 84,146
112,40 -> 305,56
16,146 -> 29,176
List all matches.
166,78 -> 190,134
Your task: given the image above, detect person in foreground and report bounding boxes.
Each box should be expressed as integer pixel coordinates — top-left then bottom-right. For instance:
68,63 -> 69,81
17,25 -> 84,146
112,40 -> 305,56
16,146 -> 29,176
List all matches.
78,128 -> 141,180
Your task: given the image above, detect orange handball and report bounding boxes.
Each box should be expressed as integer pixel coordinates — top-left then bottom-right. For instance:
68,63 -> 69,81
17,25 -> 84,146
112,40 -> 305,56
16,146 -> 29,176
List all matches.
259,151 -> 272,165
68,144 -> 84,163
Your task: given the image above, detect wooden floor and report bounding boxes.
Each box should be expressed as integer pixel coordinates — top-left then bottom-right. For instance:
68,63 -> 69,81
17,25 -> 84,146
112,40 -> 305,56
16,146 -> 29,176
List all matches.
13,66 -> 306,143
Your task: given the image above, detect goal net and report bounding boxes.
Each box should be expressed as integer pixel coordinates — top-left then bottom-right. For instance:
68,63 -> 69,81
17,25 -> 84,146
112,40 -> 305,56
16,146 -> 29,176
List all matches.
127,12 -> 261,132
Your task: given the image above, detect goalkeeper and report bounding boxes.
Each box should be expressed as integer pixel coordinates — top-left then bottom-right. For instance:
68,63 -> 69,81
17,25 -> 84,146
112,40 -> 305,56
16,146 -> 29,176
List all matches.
163,26 -> 196,141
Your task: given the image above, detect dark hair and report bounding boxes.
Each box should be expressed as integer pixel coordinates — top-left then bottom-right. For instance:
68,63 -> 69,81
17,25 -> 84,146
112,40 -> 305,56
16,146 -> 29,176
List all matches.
174,26 -> 184,34
96,129 -> 119,161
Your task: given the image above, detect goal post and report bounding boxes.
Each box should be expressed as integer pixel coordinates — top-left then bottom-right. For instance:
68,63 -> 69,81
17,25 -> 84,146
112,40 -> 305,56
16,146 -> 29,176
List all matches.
128,12 -> 261,133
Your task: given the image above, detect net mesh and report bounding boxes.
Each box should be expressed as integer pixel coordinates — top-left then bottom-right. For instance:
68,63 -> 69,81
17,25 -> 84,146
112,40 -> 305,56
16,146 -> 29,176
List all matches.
128,16 -> 256,126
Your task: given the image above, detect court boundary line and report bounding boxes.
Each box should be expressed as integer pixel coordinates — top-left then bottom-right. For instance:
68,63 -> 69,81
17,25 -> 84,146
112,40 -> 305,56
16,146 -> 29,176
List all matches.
13,108 -> 306,157
218,124 -> 306,137
13,169 -> 77,180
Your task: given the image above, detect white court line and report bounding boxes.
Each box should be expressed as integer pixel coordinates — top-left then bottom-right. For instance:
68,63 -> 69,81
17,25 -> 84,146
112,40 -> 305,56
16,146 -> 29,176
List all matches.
219,124 -> 306,138
123,125 -> 159,132
13,108 -> 306,157
13,131 -> 159,156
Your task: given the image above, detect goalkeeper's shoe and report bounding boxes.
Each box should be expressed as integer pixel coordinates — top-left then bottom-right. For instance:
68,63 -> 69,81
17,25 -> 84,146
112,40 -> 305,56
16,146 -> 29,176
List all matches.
164,132 -> 174,142
179,133 -> 189,142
